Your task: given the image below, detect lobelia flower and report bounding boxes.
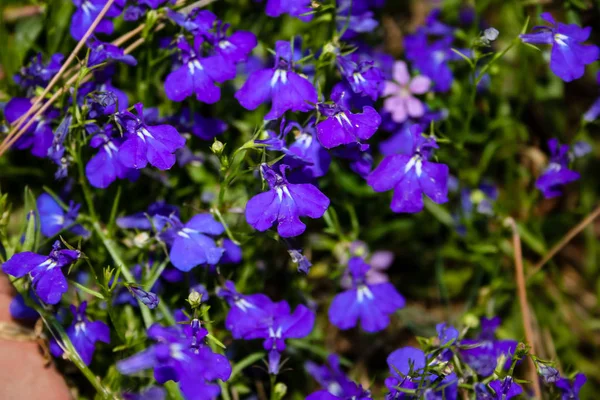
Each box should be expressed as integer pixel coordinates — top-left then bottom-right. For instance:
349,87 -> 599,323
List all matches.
129,286 -> 159,309
460,182 -> 498,217
211,21 -> 257,64
385,347 -> 458,400
9,293 -> 39,320
86,125 -> 140,188
122,386 -> 166,400
167,8 -> 217,35
459,317 -> 517,377
337,56 -> 384,101
382,61 -> 432,123
49,302 -> 110,365
583,72 -> 600,122
555,373 -> 586,399
87,38 -> 138,68
164,36 -> 236,104
217,280 -> 273,339
535,139 -> 581,198
487,377 -> 523,400
332,144 -> 374,179
283,119 -> 331,180
235,40 -> 318,120
538,364 -> 560,384
117,318 -> 231,400
3,97 -> 58,158
336,0 -> 378,40
422,9 -> 455,37
159,213 -> 225,271
306,354 -> 373,400
256,299 -> 316,375
116,103 -> 186,170
329,257 -> 405,332
404,31 -> 458,92
170,108 -> 227,141
117,201 -> 179,231
37,193 -> 90,238
316,83 -> 381,149
245,164 -> 330,237
436,322 -> 459,361
220,239 -> 243,264
263,0 -> 313,22
367,124 -> 449,213
70,0 -> 123,41
288,249 -> 312,274
520,13 -> 599,82
14,53 -> 63,93
2,241 -> 80,304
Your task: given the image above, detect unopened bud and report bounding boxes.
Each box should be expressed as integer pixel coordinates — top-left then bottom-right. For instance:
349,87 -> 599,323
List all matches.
211,140 -> 224,155
188,290 -> 203,308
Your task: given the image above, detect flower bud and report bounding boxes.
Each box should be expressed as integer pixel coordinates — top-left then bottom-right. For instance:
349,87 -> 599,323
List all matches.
211,140 -> 225,155
188,290 -> 203,308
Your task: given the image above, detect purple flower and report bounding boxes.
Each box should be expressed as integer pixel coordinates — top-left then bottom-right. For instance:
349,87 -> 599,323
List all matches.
235,41 -> 318,120
367,125 -> 449,213
116,103 -> 186,170
459,317 -> 517,377
535,139 -> 580,198
160,213 -> 225,271
2,241 -> 80,304
306,354 -> 372,400
170,108 -> 227,141
212,24 -> 257,64
122,387 -> 166,400
337,56 -> 384,101
130,286 -> 159,309
117,318 -> 231,399
436,322 -> 459,361
488,377 -> 523,400
285,119 -> 331,180
220,239 -> 242,264
384,347 -> 425,398
556,373 -> 586,399
316,84 -> 381,149
164,36 -> 236,104
264,0 -> 313,22
584,72 -> 600,121
538,364 -> 560,384
87,38 -> 137,68
422,9 -> 455,37
50,302 -> 110,365
70,0 -> 122,41
382,61 -> 432,123
336,0 -> 378,40
217,281 -> 274,339
4,97 -> 56,158
86,126 -> 140,188
385,346 -> 458,400
329,257 -> 404,332
289,249 -> 312,274
9,293 -> 39,320
167,8 -> 217,35
14,53 -> 63,92
405,31 -> 456,92
37,193 -> 89,238
116,201 -> 179,231
520,13 -> 599,82
245,164 -> 330,237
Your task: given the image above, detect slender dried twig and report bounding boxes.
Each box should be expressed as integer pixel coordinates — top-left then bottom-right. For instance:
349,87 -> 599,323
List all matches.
0,0 -> 116,156
505,217 -> 542,399
527,203 -> 600,280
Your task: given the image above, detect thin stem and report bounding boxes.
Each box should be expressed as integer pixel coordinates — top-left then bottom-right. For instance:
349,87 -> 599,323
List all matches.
504,217 -> 542,399
527,203 -> 600,280
90,221 -> 153,328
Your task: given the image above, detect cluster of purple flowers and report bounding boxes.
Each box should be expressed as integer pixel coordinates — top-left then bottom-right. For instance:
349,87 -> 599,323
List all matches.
1,1 -> 596,399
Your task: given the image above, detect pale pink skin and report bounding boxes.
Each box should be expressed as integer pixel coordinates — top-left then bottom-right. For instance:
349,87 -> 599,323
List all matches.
383,61 -> 432,123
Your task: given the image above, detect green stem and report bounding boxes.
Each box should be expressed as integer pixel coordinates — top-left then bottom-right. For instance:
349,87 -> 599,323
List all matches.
202,307 -> 231,400
211,207 -> 240,245
90,221 -> 154,328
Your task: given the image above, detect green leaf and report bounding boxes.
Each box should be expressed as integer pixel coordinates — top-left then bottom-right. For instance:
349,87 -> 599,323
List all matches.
206,333 -> 226,350
70,280 -> 105,300
424,199 -> 454,227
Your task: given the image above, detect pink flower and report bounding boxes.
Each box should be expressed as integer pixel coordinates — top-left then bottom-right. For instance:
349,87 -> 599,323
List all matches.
383,61 -> 431,123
